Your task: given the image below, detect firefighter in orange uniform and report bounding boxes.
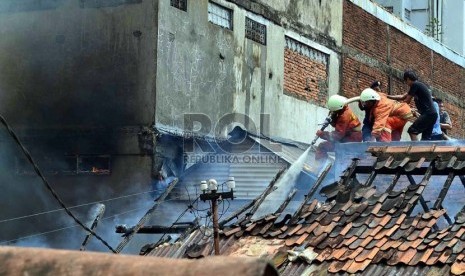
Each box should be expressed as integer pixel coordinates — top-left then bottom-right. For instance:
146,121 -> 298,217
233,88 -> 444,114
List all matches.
359,88 -> 414,142
315,95 -> 363,160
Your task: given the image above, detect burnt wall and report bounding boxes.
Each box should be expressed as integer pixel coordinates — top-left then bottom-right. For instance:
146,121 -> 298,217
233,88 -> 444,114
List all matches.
0,0 -> 157,252
0,0 -> 156,127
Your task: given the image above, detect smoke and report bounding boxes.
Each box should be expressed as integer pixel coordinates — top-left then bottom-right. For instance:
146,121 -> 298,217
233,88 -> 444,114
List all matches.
0,181 -> 182,254
251,147 -> 314,220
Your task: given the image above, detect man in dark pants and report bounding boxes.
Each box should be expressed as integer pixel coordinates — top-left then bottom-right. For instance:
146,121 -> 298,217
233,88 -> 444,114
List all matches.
387,70 -> 437,141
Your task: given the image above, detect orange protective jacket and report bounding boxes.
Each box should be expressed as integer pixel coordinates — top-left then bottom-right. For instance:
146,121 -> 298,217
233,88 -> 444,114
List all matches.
370,95 -> 413,137
321,106 -> 362,142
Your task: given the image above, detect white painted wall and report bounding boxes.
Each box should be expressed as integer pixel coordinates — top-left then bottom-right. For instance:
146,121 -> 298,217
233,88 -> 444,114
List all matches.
443,0 -> 465,55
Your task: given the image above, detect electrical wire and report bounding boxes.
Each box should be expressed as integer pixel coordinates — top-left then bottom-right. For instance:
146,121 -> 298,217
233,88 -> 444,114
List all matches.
0,223 -> 82,245
0,114 -> 114,253
0,187 -> 184,224
217,198 -> 231,221
0,201 -> 158,245
0,195 -> 188,245
156,198 -> 197,244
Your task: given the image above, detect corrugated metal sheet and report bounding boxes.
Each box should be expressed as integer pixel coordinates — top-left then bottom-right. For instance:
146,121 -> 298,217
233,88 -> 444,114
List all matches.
249,135 -> 324,176
173,138 -> 286,200
249,135 -> 306,164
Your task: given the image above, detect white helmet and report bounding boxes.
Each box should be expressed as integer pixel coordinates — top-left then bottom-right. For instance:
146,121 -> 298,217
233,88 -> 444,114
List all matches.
327,95 -> 348,112
360,88 -> 381,102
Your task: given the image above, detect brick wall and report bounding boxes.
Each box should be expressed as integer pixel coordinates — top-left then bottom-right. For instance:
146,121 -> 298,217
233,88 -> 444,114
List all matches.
283,38 -> 328,107
341,57 -> 389,99
343,0 -> 465,138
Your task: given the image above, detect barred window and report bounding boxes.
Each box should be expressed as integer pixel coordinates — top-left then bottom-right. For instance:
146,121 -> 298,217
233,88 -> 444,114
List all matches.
404,9 -> 411,20
245,17 -> 266,45
171,0 -> 187,11
208,2 -> 233,30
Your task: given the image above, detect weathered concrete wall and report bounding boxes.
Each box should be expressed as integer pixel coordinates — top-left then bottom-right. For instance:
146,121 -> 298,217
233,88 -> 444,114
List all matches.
228,0 -> 343,47
156,0 -> 342,143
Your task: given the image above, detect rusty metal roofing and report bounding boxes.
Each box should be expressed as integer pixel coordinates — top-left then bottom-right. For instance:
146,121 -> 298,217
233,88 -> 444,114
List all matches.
143,144 -> 465,275
0,246 -> 278,276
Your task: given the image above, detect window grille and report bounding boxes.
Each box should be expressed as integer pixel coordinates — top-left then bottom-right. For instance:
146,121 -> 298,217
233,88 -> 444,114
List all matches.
404,9 -> 411,20
245,17 -> 266,45
208,2 -> 233,30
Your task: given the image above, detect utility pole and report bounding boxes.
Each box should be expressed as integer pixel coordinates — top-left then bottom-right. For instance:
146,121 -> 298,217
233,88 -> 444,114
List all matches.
199,178 -> 235,255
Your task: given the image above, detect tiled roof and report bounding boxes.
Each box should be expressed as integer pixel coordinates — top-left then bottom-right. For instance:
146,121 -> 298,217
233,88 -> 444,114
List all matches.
366,145 -> 465,172
144,145 -> 465,275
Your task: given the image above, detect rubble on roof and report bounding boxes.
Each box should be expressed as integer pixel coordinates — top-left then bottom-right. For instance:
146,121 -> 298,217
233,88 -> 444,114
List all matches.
143,144 -> 465,275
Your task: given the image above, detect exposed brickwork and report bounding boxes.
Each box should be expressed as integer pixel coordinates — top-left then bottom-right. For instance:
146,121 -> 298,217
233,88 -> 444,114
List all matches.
343,0 -> 465,138
342,0 -> 388,63
432,53 -> 465,99
446,103 -> 465,136
389,29 -> 433,84
283,48 -> 328,107
341,57 -> 388,99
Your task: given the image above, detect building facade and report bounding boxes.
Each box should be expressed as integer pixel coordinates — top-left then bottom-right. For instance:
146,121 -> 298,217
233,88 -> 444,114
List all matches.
374,0 -> 465,55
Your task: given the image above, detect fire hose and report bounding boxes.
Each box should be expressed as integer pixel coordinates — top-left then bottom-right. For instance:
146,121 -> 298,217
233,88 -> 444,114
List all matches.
309,113 -> 332,147
309,96 -> 360,148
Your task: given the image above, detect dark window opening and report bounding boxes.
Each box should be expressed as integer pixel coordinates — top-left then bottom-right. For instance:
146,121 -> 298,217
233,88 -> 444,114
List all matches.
171,0 -> 187,11
78,156 -> 111,175
15,155 -> 111,176
245,17 -> 266,45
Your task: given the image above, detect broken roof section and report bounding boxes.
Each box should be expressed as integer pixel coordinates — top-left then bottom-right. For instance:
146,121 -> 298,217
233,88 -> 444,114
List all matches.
143,144 -> 465,275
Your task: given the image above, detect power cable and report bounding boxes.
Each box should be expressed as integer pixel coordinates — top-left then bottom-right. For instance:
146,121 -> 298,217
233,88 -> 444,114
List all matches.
0,202 -> 158,245
156,197 -> 198,243
0,194 -> 187,246
0,114 -> 116,253
0,187 -> 183,224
